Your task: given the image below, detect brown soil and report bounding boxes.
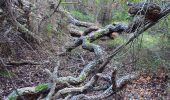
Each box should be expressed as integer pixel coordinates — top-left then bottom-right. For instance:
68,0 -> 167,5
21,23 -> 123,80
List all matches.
0,39 -> 169,100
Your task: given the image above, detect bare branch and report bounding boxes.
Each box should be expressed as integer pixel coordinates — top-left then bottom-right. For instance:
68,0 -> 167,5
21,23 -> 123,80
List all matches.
45,61 -> 60,100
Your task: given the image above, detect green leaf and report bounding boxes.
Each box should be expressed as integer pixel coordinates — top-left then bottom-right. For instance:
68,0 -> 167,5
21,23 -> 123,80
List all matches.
35,84 -> 49,92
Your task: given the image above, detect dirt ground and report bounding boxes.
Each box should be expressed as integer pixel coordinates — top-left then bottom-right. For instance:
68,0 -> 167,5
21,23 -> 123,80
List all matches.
0,40 -> 169,100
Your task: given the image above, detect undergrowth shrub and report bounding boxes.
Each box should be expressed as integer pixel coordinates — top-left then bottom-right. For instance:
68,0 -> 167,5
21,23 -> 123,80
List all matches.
70,10 -> 94,22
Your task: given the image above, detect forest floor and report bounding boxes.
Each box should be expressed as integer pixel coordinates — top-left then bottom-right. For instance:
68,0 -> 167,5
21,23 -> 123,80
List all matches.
0,40 -> 169,100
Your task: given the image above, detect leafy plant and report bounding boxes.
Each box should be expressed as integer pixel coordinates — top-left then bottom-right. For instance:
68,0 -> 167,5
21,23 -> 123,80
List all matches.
70,10 -> 94,22
35,83 -> 49,92
107,36 -> 125,47
139,32 -> 159,49
46,23 -> 53,38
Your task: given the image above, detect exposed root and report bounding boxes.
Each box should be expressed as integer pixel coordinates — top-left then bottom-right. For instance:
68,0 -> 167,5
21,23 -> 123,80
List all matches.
69,73 -> 139,100
53,60 -> 101,84
96,73 -> 112,83
7,83 -> 51,100
53,75 -> 97,99
70,86 -> 113,100
64,24 -> 127,53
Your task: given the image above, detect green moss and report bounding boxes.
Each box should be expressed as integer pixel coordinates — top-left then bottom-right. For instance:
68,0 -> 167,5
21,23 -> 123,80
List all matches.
79,74 -> 86,81
8,96 -> 16,100
7,91 -> 18,100
47,23 -> 53,32
94,32 -> 101,39
84,37 -> 91,46
35,83 -> 48,92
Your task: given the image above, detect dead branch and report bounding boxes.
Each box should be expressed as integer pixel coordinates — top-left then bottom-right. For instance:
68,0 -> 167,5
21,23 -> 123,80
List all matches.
67,24 -> 83,37
53,67 -> 138,99
96,73 -> 112,83
53,75 -> 97,99
70,73 -> 139,100
7,84 -> 51,100
64,24 -> 127,54
59,8 -> 97,28
58,8 -> 100,38
45,61 -> 60,100
53,60 -> 100,85
70,86 -> 113,100
6,59 -> 41,66
116,73 -> 139,89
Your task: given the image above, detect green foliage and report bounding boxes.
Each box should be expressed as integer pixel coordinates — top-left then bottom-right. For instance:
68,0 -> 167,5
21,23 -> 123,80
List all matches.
112,1 -> 130,22
133,33 -> 170,70
136,49 -> 168,71
8,96 -> 16,100
35,83 -> 48,92
128,0 -> 141,3
79,74 -> 86,81
107,36 -> 125,47
7,91 -> 18,100
137,32 -> 170,49
112,11 -> 130,22
107,31 -> 170,70
159,36 -> 170,48
46,23 -> 53,37
95,0 -> 100,5
0,70 -> 15,77
47,23 -> 53,32
70,10 -> 94,22
139,32 -> 159,49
